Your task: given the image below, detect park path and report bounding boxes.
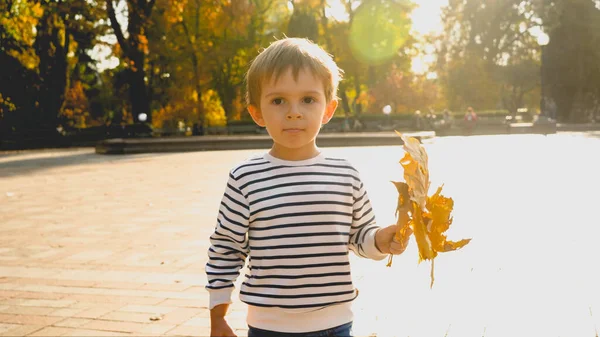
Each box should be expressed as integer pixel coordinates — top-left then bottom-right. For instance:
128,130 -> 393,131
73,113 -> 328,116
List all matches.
0,149 -> 254,336
1,132 -> 600,336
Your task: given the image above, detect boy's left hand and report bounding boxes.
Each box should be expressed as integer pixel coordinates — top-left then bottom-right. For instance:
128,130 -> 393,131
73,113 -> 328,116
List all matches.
375,224 -> 412,255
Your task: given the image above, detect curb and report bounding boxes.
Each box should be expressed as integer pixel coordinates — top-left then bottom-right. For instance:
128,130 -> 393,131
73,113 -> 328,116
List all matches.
95,132 -> 435,155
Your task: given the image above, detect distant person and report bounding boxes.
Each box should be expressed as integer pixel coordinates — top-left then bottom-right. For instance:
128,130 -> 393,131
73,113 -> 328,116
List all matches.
352,117 -> 364,131
544,97 -> 557,121
414,110 -> 423,130
343,115 -> 351,132
192,121 -> 204,136
464,107 -> 478,134
425,109 -> 437,129
442,109 -> 453,129
206,37 -> 412,337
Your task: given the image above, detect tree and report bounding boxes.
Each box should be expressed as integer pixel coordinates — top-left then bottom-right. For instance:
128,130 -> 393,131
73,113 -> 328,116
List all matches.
494,60 -> 540,115
438,0 -> 544,113
106,0 -> 156,124
151,0 -> 285,126
1,0 -> 104,134
209,0 -> 282,121
287,0 -> 320,41
0,1 -> 42,133
35,0 -> 106,128
326,0 -> 415,115
542,0 -> 600,122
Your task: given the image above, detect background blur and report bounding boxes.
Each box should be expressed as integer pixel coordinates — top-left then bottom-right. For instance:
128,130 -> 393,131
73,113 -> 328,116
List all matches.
1,0 -> 599,145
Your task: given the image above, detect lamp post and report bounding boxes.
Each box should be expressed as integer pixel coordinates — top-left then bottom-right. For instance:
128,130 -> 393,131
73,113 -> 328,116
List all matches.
382,105 -> 392,115
382,105 -> 392,129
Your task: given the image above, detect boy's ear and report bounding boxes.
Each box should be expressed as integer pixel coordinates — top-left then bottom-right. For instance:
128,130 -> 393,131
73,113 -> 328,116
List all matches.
322,99 -> 338,124
247,105 -> 266,127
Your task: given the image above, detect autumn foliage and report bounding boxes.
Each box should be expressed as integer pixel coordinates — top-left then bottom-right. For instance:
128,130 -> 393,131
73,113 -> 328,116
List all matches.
388,132 -> 471,288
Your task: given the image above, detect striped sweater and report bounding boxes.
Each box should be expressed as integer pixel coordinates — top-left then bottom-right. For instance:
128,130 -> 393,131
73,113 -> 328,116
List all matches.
206,152 -> 386,332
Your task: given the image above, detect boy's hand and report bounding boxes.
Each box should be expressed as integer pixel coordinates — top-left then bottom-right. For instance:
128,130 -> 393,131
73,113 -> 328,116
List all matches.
375,222 -> 412,255
210,317 -> 236,337
376,203 -> 413,255
210,304 -> 236,337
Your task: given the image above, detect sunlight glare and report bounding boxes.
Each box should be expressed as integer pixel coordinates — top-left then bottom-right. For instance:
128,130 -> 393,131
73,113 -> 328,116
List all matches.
337,133 -> 600,337
326,0 -> 349,22
410,0 -> 448,35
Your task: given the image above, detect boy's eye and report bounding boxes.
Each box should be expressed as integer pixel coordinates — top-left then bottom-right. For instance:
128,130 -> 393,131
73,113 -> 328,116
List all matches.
272,98 -> 284,105
302,97 -> 316,104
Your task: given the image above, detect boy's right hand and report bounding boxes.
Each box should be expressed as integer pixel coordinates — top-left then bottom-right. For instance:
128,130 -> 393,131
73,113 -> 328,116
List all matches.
210,317 -> 236,337
210,303 -> 236,337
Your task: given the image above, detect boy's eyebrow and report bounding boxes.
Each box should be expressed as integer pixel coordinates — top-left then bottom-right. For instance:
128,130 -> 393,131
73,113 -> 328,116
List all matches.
264,90 -> 323,98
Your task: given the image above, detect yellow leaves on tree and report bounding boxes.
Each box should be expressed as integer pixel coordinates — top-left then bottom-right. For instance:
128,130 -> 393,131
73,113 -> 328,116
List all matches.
61,81 -> 91,128
152,89 -> 226,129
1,1 -> 44,69
202,89 -> 227,127
389,131 -> 471,288
0,94 -> 17,118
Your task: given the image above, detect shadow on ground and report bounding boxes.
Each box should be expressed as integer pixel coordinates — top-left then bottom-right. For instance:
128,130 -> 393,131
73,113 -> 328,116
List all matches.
0,149 -> 176,178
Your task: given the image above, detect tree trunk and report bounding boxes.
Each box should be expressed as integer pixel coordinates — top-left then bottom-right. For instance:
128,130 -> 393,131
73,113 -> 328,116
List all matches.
214,60 -> 238,122
354,78 -> 362,115
107,0 -> 155,124
128,49 -> 151,124
126,4 -> 150,124
339,82 -> 351,116
35,10 -> 69,129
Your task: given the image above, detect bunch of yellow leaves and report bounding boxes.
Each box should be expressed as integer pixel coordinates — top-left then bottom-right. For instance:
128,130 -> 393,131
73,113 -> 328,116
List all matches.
388,131 -> 471,288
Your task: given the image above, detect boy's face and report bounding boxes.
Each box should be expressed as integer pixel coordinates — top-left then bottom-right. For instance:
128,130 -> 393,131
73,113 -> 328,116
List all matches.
248,67 -> 338,161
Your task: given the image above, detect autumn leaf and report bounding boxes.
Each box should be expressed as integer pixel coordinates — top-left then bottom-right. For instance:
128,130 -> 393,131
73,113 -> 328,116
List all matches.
395,131 -> 429,209
388,132 -> 471,288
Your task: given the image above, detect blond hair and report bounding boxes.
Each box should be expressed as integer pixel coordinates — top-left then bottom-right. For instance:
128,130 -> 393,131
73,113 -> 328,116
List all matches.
245,38 -> 343,107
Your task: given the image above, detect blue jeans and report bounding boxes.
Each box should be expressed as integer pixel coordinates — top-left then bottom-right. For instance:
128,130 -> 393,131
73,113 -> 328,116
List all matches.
248,322 -> 353,337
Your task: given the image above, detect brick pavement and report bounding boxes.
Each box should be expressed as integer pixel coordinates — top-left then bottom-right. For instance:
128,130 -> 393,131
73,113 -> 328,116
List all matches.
2,133 -> 600,337
0,148 -> 258,336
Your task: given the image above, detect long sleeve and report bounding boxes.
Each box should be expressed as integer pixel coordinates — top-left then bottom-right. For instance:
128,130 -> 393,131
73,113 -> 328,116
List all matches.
348,178 -> 387,261
205,171 -> 250,309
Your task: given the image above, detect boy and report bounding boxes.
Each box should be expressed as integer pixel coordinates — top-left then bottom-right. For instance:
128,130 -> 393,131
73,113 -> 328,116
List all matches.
207,38 -> 411,337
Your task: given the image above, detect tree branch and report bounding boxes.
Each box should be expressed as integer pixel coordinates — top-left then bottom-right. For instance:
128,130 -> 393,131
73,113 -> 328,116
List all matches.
107,0 -> 128,55
257,0 -> 276,16
180,20 -> 196,57
145,0 -> 156,18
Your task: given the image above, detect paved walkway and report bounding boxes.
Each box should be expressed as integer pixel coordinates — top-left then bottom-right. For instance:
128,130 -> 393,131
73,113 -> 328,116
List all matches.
2,133 -> 600,336
0,149 -> 255,336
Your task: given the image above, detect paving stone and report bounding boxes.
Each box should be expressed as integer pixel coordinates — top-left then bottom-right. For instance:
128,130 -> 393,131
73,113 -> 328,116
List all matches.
99,311 -> 156,324
48,308 -> 86,318
157,299 -> 205,309
0,324 -> 44,336
72,307 -> 118,319
79,320 -> 148,333
0,314 -> 65,326
52,318 -> 92,329
19,299 -> 76,308
0,306 -> 56,316
60,328 -> 132,336
27,326 -> 72,336
10,291 -> 66,300
118,305 -> 177,315
165,325 -> 208,337
0,324 -> 21,334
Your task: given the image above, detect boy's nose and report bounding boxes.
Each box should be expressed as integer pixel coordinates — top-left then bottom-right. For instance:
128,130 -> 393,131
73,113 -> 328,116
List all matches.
286,105 -> 303,120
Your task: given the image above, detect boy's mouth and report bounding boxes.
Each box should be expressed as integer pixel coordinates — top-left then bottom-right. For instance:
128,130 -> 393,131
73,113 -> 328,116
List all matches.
283,128 -> 304,133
